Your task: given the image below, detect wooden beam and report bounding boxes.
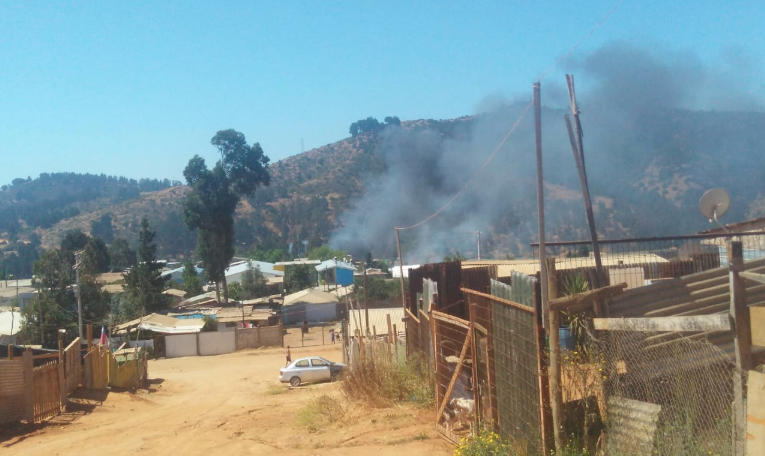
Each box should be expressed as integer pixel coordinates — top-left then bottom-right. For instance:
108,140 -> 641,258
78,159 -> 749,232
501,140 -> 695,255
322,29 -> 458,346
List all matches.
593,314 -> 731,332
436,326 -> 473,424
740,271 -> 765,286
461,288 -> 535,314
548,283 -> 628,312
729,241 -> 750,456
431,310 -> 470,330
752,307 -> 765,347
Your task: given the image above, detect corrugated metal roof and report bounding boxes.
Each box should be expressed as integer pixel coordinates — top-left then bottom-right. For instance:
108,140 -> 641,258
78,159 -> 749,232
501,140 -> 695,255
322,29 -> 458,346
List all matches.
315,259 -> 355,272
225,260 -> 282,277
283,288 -> 339,306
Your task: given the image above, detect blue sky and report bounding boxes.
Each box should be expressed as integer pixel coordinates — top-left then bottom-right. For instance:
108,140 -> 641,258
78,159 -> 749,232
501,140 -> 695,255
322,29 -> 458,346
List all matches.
0,1 -> 763,187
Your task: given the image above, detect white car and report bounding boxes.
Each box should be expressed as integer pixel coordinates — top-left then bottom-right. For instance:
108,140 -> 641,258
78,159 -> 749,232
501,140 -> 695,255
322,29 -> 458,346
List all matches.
278,356 -> 346,387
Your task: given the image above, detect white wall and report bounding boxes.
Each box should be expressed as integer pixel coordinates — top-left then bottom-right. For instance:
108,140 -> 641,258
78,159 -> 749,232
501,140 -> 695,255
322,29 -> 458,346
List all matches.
198,331 -> 236,356
166,333 -> 198,358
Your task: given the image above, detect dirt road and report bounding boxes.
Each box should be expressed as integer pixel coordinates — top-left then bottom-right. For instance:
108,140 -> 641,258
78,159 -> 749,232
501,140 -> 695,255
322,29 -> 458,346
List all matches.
1,343 -> 453,456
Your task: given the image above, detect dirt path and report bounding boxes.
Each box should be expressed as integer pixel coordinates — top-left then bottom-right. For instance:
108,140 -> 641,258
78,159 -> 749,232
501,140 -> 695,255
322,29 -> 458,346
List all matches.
1,343 -> 453,456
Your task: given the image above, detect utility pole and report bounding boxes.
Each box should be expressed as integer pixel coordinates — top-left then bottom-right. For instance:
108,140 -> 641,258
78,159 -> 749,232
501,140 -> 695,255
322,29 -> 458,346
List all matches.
565,74 -> 604,285
395,228 -> 406,312
534,82 -> 548,325
477,231 -> 482,260
74,250 -> 84,341
364,267 -> 369,335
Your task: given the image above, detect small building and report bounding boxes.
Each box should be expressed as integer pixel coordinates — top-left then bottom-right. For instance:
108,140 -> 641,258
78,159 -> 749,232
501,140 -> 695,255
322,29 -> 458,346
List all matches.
215,306 -> 279,331
161,265 -> 205,285
225,260 -> 283,284
163,288 -> 188,305
391,264 -> 421,279
315,259 -> 355,287
281,288 -> 340,325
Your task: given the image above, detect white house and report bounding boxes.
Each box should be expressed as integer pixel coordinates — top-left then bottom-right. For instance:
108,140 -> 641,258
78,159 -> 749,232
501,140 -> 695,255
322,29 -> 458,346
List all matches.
225,261 -> 283,284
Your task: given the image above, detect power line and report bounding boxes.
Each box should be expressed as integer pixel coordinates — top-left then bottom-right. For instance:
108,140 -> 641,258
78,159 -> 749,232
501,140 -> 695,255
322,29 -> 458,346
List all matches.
398,99 -> 534,231
536,0 -> 628,82
395,0 -> 627,233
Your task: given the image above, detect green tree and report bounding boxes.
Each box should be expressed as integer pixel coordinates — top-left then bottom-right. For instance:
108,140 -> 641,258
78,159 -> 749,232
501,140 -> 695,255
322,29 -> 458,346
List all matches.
181,260 -> 204,297
123,218 -> 169,314
307,245 -> 347,261
443,251 -> 467,262
90,213 -> 114,243
240,261 -> 269,299
60,230 -> 110,272
183,129 -> 270,303
249,247 -> 284,264
284,264 -> 314,293
25,250 -> 77,347
228,281 -> 242,301
108,238 -> 136,271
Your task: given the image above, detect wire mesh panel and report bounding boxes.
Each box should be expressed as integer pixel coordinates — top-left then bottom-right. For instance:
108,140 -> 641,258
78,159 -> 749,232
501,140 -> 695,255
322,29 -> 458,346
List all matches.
466,288 -> 543,453
589,330 -> 737,456
531,232 -> 765,291
433,312 -> 473,440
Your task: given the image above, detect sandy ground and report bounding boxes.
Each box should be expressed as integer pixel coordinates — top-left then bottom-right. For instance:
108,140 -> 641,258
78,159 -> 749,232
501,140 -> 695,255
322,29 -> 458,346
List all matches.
1,338 -> 453,456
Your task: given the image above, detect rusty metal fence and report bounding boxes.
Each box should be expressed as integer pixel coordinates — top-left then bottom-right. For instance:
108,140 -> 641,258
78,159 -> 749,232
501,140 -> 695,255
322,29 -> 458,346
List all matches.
466,288 -> 547,454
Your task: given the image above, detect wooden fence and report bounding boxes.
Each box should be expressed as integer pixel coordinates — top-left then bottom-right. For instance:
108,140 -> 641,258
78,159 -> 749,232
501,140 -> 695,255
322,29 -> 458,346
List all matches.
32,360 -> 63,422
0,358 -> 27,423
109,351 -> 147,389
63,337 -> 81,397
83,345 -> 110,390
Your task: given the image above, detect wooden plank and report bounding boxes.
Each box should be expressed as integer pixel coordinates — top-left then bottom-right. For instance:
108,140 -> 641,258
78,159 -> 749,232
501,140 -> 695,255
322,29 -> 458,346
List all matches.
593,315 -> 731,332
752,307 -> 765,347
729,241 -> 750,456
548,283 -> 627,312
435,326 -> 473,424
431,310 -> 470,330
22,351 -> 34,423
462,288 -> 535,314
747,370 -> 765,456
740,271 -> 765,286
32,353 -> 61,360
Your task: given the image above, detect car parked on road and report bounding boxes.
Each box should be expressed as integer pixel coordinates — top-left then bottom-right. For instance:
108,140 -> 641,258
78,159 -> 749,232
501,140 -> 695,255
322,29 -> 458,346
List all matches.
278,356 -> 346,387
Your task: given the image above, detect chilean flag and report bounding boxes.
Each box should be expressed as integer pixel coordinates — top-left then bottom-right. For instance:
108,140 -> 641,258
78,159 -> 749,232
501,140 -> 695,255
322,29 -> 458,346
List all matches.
100,326 -> 107,346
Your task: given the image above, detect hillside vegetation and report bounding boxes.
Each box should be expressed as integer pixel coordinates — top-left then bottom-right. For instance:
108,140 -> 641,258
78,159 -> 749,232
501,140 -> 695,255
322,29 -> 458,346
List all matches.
1,109 -> 764,272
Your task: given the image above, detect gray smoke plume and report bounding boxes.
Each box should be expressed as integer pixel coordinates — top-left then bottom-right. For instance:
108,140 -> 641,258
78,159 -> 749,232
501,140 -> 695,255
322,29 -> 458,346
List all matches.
330,42 -> 765,263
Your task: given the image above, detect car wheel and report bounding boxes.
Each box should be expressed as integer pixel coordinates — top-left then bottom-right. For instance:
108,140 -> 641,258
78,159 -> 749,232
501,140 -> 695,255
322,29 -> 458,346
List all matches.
331,371 -> 341,382
290,376 -> 301,387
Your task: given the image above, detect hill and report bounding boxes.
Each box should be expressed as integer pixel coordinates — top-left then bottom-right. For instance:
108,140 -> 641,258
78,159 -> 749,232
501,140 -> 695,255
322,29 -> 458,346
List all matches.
1,108 -> 765,271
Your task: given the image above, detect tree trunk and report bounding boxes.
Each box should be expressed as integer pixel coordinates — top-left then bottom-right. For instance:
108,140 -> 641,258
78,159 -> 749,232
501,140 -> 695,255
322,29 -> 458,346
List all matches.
222,276 -> 229,303
215,282 -> 221,303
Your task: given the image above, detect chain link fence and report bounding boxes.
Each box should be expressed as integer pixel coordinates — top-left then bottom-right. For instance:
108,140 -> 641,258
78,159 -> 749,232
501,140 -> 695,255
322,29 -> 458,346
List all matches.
576,329 -> 739,456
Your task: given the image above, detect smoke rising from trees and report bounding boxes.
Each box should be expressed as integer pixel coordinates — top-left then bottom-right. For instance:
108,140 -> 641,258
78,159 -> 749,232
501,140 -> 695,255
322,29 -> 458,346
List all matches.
330,42 -> 765,262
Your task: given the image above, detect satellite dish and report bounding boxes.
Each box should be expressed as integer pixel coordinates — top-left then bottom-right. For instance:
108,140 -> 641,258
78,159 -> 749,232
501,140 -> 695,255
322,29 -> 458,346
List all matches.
699,188 -> 731,221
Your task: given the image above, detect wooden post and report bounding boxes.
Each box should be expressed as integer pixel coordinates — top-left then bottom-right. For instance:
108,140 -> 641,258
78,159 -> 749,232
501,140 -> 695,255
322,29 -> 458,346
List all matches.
395,227 -> 406,312
565,74 -> 604,287
534,81 -> 549,330
546,258 -> 565,450
535,277 -> 553,454
22,349 -> 34,423
58,330 -> 64,363
364,268 -> 370,334
386,314 -> 393,341
728,241 -> 751,456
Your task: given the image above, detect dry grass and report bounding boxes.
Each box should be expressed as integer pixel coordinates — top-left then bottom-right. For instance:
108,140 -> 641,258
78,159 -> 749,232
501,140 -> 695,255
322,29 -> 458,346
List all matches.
297,394 -> 346,433
340,355 -> 434,408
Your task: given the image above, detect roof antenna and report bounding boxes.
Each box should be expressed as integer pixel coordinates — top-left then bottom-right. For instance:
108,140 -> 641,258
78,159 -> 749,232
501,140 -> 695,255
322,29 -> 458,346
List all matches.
699,188 -> 731,234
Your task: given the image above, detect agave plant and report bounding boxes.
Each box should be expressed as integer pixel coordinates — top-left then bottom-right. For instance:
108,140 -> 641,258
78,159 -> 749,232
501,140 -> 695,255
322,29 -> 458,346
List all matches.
561,274 -> 592,357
